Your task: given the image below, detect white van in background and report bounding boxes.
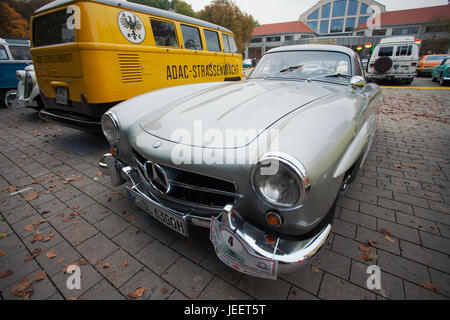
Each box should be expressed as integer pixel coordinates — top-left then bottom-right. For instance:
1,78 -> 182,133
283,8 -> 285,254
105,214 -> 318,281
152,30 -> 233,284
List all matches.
366,36 -> 419,84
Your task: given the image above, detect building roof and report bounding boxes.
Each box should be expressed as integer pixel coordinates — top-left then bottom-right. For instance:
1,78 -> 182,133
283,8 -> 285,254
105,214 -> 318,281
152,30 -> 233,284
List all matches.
357,4 -> 450,29
252,21 -> 316,36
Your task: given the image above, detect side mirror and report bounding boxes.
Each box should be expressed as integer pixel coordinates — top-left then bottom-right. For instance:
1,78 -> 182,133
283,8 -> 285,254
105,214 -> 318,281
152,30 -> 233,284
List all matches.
350,76 -> 366,88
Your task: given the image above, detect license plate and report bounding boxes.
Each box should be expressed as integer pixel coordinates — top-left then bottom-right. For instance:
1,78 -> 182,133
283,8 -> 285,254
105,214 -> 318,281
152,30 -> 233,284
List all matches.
127,188 -> 188,236
55,87 -> 68,105
210,216 -> 278,280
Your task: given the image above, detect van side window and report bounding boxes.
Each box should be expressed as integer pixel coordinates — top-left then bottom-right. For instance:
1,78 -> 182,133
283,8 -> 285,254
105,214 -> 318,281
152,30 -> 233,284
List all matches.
9,46 -> 31,60
0,45 -> 8,60
222,34 -> 238,53
181,24 -> 202,50
204,29 -> 221,52
150,20 -> 178,47
378,46 -> 393,57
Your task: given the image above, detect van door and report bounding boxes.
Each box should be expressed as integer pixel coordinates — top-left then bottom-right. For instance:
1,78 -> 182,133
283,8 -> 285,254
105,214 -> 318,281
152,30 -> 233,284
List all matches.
221,34 -> 242,81
391,44 -> 418,75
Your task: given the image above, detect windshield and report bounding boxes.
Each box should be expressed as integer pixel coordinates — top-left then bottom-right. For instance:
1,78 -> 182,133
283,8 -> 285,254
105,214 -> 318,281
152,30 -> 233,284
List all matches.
426,56 -> 448,61
9,46 -> 32,60
249,50 -> 352,82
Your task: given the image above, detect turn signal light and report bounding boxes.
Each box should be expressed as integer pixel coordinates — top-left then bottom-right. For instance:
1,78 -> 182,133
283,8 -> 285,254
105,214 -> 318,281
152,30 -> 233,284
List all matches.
265,234 -> 277,245
265,211 -> 282,227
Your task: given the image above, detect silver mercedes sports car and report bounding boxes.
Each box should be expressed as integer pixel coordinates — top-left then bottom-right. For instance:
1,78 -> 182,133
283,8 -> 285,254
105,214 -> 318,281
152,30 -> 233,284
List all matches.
99,44 -> 381,280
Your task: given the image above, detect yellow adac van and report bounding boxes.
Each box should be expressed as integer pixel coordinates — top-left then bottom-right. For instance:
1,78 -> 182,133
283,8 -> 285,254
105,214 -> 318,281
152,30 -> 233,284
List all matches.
31,0 -> 243,131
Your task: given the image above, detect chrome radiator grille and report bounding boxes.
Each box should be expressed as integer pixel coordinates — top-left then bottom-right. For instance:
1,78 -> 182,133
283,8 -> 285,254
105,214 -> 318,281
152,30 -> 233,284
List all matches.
133,150 -> 239,210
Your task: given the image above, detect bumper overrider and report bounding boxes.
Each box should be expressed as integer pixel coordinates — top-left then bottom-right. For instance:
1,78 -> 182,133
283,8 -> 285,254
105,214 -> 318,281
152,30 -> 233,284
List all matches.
99,153 -> 332,280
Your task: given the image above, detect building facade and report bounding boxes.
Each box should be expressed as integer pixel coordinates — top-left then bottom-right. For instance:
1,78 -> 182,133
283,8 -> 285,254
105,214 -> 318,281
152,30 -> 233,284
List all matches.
246,21 -> 316,59
299,0 -> 385,35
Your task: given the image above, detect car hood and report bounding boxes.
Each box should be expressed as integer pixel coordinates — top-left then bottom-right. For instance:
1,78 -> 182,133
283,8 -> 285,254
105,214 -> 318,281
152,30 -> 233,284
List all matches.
139,80 -> 335,148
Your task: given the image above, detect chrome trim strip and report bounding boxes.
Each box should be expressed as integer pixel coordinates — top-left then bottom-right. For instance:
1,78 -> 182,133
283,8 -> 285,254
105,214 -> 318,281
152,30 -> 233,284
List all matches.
169,180 -> 244,199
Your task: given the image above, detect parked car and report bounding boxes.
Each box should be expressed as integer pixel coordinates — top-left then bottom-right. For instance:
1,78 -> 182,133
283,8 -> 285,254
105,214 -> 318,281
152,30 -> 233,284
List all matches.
99,44 -> 381,280
366,36 -> 419,84
15,65 -> 44,110
0,38 -> 32,107
431,56 -> 450,86
417,54 -> 449,77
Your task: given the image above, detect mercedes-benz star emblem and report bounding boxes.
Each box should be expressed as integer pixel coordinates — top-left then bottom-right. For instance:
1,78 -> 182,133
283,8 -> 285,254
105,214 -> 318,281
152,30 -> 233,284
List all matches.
144,161 -> 170,194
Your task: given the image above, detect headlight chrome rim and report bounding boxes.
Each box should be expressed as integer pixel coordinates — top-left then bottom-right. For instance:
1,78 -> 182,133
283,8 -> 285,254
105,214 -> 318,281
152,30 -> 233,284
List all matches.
251,152 -> 310,211
101,111 -> 120,145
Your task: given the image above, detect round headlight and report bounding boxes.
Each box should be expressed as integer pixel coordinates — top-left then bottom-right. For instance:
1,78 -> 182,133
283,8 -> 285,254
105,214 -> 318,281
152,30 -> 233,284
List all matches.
101,112 -> 120,145
16,71 -> 23,81
251,153 -> 310,210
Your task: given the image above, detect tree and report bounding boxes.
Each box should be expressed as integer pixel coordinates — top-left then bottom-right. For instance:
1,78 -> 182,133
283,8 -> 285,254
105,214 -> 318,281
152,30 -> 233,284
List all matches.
198,0 -> 257,54
171,0 -> 196,18
0,2 -> 30,39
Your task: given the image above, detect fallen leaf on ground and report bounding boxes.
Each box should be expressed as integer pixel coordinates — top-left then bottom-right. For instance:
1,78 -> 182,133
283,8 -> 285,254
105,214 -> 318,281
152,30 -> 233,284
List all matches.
380,229 -> 391,236
45,250 -> 58,259
0,250 -> 5,257
72,205 -> 80,210
423,282 -> 440,292
23,192 -> 38,201
161,287 -> 168,294
8,186 -> 17,192
95,259 -> 102,265
11,278 -> 33,298
368,240 -> 377,247
103,262 -> 110,268
57,258 -> 65,263
0,270 -> 13,278
360,252 -> 378,262
0,233 -> 7,239
393,164 -> 404,169
127,216 -> 136,222
78,260 -> 88,266
34,271 -> 46,282
123,260 -> 129,268
96,171 -> 103,176
128,287 -> 148,299
383,235 -> 396,243
23,224 -> 34,231
311,266 -> 320,273
358,244 -> 371,253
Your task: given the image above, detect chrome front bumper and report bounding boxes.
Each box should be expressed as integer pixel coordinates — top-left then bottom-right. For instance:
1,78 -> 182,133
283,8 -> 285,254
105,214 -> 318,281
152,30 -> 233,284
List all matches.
99,153 -> 332,279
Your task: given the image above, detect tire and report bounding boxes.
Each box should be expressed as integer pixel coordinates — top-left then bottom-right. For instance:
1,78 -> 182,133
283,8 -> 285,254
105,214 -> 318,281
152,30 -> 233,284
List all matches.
0,90 -> 6,108
439,73 -> 448,86
431,73 -> 437,82
374,57 -> 393,73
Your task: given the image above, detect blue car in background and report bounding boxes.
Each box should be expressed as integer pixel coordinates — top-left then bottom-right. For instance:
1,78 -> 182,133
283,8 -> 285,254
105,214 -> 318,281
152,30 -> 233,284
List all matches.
0,38 -> 32,107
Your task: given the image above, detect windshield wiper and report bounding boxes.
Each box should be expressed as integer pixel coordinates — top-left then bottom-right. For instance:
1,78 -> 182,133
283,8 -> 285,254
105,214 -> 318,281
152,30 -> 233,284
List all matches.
279,65 -> 303,73
307,73 -> 351,82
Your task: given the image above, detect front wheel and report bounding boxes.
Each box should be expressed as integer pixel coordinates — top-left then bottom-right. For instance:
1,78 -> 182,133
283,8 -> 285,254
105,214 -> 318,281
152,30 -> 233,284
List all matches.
440,73 -> 448,86
0,90 -> 7,108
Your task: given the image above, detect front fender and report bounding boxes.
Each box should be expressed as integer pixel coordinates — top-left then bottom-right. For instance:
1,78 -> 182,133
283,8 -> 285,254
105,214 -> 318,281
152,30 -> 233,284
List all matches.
333,113 -> 377,179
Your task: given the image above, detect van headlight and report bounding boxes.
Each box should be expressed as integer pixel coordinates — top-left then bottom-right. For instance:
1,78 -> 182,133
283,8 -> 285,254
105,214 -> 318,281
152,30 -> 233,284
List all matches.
101,111 -> 120,145
251,152 -> 310,210
16,71 -> 25,81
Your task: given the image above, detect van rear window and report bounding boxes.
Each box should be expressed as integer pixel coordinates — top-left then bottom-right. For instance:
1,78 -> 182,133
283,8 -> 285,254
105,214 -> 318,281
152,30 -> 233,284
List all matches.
396,45 -> 412,56
181,25 -> 202,50
33,9 -> 75,47
378,46 -> 393,56
150,20 -> 178,47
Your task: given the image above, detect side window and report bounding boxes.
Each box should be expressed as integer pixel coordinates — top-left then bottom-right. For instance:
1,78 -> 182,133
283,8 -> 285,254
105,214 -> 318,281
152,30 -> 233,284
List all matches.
9,46 -> 31,60
150,19 -> 178,47
222,34 -> 238,53
0,45 -> 8,60
204,29 -> 221,52
181,24 -> 202,50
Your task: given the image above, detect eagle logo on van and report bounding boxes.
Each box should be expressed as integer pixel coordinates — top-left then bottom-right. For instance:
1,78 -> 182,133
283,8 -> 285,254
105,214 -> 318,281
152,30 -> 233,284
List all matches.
118,11 -> 145,44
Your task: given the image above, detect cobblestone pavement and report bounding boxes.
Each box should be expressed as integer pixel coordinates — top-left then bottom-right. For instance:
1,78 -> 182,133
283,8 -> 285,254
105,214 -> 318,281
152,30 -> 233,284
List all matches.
0,87 -> 449,300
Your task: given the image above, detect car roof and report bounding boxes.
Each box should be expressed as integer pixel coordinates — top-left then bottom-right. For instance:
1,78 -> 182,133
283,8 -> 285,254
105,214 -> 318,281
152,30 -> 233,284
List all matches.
34,0 -> 233,33
266,44 -> 356,57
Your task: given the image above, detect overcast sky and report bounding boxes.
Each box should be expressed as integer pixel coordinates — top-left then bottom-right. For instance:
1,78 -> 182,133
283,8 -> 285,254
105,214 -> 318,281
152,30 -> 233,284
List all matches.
186,0 -> 449,24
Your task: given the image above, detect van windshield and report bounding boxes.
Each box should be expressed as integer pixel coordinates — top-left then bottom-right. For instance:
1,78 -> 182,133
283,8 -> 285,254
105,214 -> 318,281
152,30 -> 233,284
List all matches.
378,46 -> 393,56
